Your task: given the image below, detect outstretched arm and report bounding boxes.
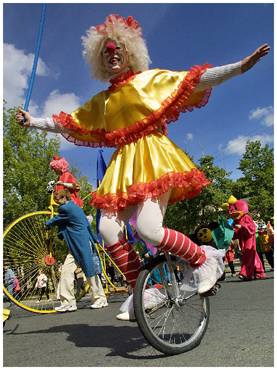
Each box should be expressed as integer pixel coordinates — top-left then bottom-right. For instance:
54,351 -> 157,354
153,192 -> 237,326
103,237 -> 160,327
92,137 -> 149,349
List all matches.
16,108 -> 63,133
241,43 -> 270,73
196,43 -> 270,91
45,211 -> 70,228
56,172 -> 81,191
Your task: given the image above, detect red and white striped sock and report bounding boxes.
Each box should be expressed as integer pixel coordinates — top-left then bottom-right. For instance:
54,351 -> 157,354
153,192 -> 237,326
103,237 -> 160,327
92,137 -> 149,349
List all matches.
159,228 -> 206,267
106,240 -> 141,288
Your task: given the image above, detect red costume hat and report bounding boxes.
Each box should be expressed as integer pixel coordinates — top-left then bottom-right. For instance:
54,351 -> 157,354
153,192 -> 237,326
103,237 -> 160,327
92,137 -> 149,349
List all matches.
49,155 -> 69,174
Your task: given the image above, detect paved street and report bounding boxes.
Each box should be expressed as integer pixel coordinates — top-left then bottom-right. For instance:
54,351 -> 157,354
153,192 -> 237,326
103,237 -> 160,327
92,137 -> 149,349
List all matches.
3,271 -> 274,367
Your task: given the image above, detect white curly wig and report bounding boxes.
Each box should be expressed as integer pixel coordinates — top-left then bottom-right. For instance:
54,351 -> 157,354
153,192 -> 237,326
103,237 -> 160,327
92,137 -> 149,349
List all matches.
81,14 -> 151,82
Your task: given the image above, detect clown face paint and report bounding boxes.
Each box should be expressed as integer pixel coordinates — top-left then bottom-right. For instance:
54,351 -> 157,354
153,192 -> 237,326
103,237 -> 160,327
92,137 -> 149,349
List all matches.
101,38 -> 129,76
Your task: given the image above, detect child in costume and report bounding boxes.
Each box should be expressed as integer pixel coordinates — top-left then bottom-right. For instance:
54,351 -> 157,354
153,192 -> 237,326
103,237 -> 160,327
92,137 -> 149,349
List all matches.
49,155 -> 83,208
225,241 -> 236,277
16,14 -> 269,320
227,197 -> 265,280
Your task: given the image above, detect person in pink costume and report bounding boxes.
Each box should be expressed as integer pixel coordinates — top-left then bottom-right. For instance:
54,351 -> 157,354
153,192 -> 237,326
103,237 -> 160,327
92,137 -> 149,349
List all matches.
229,199 -> 265,280
49,155 -> 84,208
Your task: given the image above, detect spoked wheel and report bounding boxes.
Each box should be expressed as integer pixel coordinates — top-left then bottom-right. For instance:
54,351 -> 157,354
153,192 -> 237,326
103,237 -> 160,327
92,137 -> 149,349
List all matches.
134,255 -> 210,355
3,211 -> 60,314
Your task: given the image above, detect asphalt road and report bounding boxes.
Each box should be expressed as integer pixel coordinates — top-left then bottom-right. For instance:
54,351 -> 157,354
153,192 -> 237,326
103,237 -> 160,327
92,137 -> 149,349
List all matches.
3,271 -> 274,367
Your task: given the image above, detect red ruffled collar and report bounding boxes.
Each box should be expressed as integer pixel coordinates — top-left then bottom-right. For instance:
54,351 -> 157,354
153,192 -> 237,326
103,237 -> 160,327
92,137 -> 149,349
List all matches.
109,69 -> 141,91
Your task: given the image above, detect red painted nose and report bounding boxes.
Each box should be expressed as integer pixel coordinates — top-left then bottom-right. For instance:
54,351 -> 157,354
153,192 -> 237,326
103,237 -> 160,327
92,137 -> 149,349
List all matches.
105,40 -> 117,52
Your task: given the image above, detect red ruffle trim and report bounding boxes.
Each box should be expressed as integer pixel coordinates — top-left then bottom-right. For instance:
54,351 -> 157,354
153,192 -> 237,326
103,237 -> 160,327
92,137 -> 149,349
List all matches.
53,64 -> 212,148
90,168 -> 210,212
108,70 -> 141,92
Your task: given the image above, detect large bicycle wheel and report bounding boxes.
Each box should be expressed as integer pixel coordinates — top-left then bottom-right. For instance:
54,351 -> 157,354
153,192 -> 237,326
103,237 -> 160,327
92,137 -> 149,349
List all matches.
3,211 -> 61,314
134,255 -> 210,355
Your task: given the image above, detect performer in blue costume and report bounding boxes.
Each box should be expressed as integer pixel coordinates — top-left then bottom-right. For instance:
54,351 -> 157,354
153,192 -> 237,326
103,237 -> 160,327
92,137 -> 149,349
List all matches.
46,189 -> 108,312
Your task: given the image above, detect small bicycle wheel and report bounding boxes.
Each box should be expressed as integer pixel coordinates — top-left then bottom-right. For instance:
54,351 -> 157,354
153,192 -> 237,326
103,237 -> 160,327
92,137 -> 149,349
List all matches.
3,211 -> 61,314
134,254 -> 210,355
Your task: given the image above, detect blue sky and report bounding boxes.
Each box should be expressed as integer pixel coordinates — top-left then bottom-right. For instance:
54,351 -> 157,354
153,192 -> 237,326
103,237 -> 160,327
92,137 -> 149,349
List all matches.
3,3 -> 274,188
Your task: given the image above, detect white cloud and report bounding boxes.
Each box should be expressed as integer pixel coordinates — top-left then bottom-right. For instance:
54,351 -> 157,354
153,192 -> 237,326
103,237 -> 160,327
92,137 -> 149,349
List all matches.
224,134 -> 274,156
42,90 -> 82,151
42,89 -> 81,116
46,132 -> 76,151
263,112 -> 274,127
28,101 -> 40,117
3,44 -> 83,152
3,43 -> 49,108
249,106 -> 274,127
185,132 -> 194,141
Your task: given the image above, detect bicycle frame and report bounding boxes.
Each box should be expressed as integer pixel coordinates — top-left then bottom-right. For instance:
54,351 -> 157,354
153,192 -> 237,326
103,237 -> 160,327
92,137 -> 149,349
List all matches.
164,252 -> 180,300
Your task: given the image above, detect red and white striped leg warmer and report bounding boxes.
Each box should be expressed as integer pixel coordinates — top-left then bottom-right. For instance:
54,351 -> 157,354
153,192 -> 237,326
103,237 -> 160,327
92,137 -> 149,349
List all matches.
106,240 -> 141,288
159,228 -> 206,267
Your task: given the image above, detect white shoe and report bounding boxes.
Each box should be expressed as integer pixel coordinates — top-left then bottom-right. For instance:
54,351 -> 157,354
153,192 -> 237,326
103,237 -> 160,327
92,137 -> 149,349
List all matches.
55,304 -> 77,312
116,311 -> 136,321
143,288 -> 166,310
197,250 -> 224,294
90,298 -> 108,309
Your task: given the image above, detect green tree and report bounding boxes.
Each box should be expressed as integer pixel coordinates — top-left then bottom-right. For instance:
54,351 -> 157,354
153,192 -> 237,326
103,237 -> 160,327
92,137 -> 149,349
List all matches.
233,140 -> 274,220
3,105 -> 60,226
164,155 -> 233,234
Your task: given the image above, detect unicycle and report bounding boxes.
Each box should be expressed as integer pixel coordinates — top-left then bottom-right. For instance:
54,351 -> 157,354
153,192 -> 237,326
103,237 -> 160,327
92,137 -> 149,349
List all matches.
133,252 -> 210,355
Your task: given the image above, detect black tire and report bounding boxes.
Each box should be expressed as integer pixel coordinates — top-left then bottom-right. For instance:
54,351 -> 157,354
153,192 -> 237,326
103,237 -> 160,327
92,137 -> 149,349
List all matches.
134,255 -> 210,355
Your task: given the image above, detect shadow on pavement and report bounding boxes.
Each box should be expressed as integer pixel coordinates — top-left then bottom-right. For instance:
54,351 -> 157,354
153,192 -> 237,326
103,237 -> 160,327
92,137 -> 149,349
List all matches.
6,323 -> 167,359
223,275 -> 274,284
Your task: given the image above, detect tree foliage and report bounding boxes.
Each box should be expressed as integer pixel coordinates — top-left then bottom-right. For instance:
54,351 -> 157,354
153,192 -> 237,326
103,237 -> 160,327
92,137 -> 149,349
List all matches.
3,106 -> 60,226
233,141 -> 274,221
3,105 -> 96,229
164,155 -> 233,234
164,144 -> 274,234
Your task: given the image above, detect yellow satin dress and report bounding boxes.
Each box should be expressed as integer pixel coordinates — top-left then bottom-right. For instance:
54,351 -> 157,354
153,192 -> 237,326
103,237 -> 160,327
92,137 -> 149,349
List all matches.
53,66 -> 212,212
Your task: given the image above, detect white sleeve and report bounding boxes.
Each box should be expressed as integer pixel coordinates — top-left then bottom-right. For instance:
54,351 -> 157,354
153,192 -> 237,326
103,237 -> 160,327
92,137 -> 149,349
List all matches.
195,61 -> 242,91
29,116 -> 63,133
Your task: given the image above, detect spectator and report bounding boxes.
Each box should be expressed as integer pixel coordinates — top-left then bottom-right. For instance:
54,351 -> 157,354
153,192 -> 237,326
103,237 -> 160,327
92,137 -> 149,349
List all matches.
259,226 -> 274,270
35,269 -> 50,302
225,241 -> 236,277
106,261 -> 115,285
4,264 -> 16,296
267,219 -> 274,253
74,267 -> 88,302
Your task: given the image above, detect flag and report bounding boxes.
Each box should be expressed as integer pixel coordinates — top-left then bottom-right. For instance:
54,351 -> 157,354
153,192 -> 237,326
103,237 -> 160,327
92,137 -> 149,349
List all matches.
96,150 -> 107,242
